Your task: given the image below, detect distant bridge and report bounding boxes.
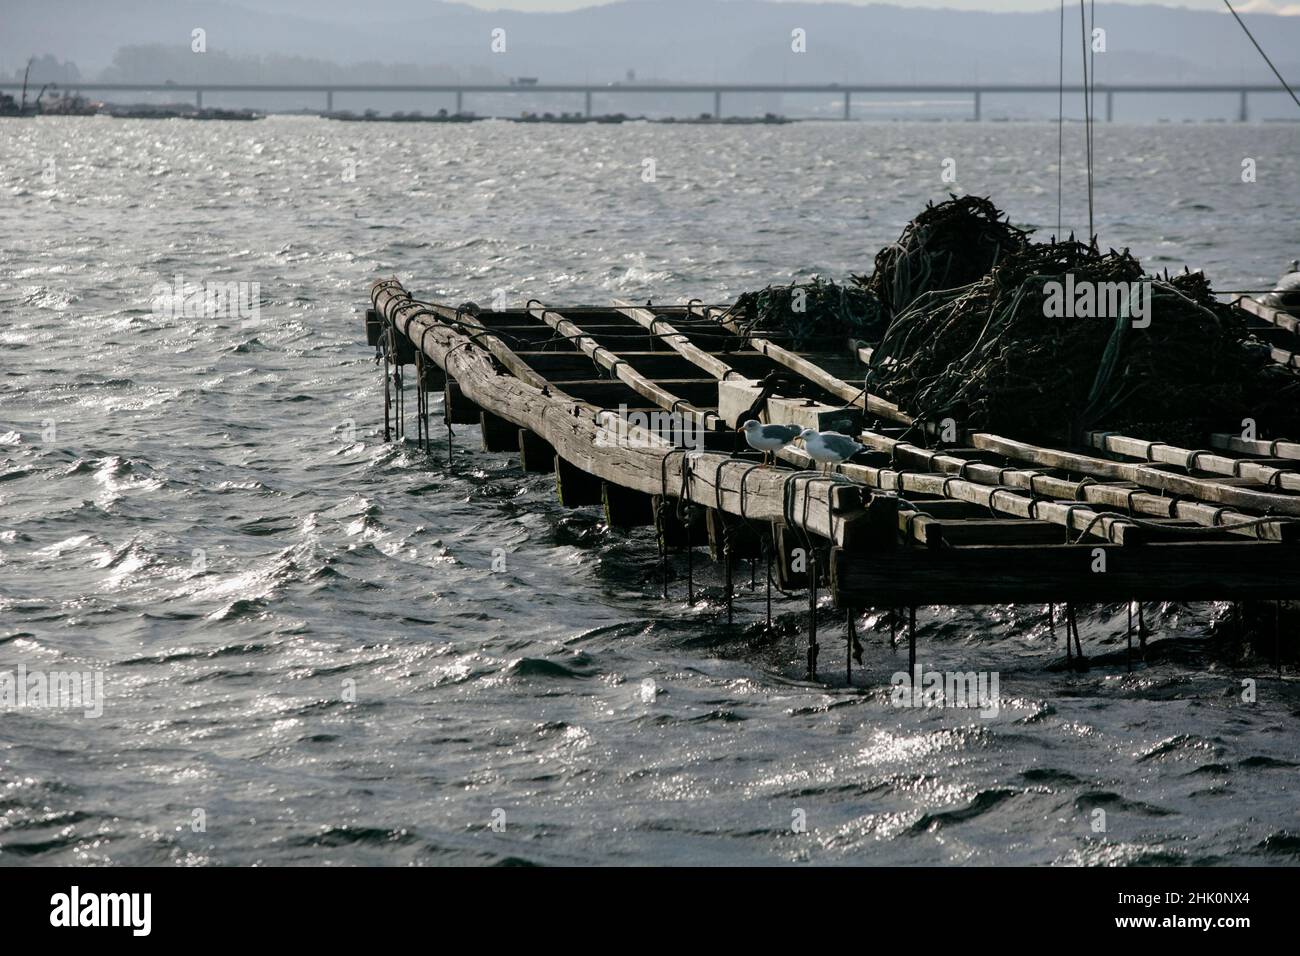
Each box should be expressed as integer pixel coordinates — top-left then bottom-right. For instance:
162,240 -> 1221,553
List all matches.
0,81 -> 1284,120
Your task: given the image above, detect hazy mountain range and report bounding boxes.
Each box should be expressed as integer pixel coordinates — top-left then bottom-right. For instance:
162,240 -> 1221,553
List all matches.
4,0 -> 1298,86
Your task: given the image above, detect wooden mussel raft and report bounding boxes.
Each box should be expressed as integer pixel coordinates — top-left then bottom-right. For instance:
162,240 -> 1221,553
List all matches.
365,276 -> 1299,681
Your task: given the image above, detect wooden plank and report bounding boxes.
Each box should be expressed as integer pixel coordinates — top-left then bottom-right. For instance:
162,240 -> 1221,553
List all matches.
612,303 -> 735,380
556,456 -> 603,507
603,482 -> 655,529
844,434 -> 1300,543
518,430 -> 556,473
1210,433 -> 1300,462
519,350 -> 705,379
831,541 -> 1300,605
1087,431 -> 1300,494
529,303 -> 722,429
480,411 -> 520,452
904,515 -> 1068,548
1238,295 -> 1300,334
371,280 -> 878,550
445,381 -> 481,424
974,432 -> 1300,518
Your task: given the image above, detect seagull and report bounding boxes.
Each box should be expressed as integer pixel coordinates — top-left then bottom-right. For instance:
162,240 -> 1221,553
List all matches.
738,420 -> 802,465
798,428 -> 865,474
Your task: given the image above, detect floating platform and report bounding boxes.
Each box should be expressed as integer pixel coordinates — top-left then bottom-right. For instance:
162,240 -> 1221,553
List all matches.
365,278 -> 1299,678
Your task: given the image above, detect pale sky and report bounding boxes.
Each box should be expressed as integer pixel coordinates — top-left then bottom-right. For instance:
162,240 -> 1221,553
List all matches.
450,0 -> 1299,12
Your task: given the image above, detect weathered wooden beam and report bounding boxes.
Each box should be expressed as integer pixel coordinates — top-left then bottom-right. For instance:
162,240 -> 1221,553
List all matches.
856,432 -> 1298,542
1238,295 -> 1300,334
831,541 -> 1300,605
904,516 -> 1068,548
1210,433 -> 1300,463
974,432 -> 1300,518
371,280 -> 873,549
1086,431 -> 1300,494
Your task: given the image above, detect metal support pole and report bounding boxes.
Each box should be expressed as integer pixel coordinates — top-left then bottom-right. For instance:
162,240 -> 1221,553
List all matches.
845,610 -> 855,684
973,89 -> 981,121
456,90 -> 463,114
764,537 -> 772,630
1239,90 -> 1248,122
1106,89 -> 1114,122
714,89 -> 721,119
724,543 -> 733,626
843,90 -> 850,120
907,606 -> 916,673
807,551 -> 819,681
585,90 -> 592,117
326,89 -> 333,112
659,515 -> 668,601
1126,601 -> 1133,673
1065,604 -> 1073,663
196,89 -> 203,109
685,512 -> 694,605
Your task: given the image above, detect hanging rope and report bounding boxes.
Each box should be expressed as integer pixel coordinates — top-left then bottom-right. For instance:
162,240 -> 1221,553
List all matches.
1057,0 -> 1065,240
1223,0 -> 1300,112
1079,0 -> 1094,241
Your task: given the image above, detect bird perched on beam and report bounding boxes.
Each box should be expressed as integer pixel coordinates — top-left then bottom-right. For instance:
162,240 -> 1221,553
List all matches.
738,420 -> 802,465
798,428 -> 864,473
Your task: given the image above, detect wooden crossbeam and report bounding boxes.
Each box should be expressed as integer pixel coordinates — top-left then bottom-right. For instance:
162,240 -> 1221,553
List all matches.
831,540 -> 1300,605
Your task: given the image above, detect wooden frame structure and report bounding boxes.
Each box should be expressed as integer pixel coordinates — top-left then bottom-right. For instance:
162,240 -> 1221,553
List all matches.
366,278 -> 1300,679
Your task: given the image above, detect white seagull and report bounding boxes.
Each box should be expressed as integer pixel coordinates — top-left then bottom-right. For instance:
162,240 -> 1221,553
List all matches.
798,428 -> 865,473
738,420 -> 802,465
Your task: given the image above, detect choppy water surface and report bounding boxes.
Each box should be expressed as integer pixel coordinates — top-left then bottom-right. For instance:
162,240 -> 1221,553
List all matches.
2,116 -> 1298,865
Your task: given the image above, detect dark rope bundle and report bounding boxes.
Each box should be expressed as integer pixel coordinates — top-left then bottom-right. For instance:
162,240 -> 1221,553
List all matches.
857,194 -> 1032,317
865,239 -> 1300,446
729,276 -> 886,350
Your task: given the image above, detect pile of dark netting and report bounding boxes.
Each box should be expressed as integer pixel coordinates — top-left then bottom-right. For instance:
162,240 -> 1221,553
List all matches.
729,276 -> 887,350
864,239 -> 1300,445
857,194 -> 1032,317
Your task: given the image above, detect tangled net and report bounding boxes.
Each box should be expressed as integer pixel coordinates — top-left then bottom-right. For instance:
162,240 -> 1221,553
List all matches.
730,276 -> 887,350
865,240 -> 1300,446
857,195 -> 1032,317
